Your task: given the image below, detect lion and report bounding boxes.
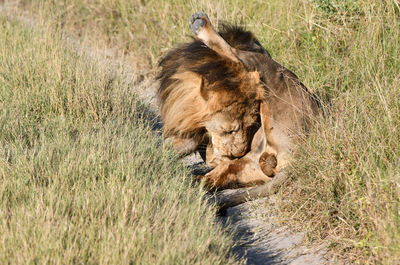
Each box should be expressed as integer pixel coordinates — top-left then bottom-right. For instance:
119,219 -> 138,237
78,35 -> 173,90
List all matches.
157,12 -> 319,190
157,22 -> 267,167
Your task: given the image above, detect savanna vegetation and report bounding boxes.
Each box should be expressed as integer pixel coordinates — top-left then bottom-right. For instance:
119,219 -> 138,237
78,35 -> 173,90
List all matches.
1,0 -> 400,263
0,15 -> 239,264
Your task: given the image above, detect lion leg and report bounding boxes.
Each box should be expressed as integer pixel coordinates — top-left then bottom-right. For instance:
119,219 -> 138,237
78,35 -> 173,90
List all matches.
259,101 -> 278,153
189,12 -> 240,63
258,101 -> 280,174
197,157 -> 272,189
195,161 -> 232,188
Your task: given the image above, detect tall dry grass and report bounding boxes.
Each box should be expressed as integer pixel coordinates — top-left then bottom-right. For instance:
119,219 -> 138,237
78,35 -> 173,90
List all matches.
277,1 -> 400,263
5,0 -> 400,262
0,16 -> 239,264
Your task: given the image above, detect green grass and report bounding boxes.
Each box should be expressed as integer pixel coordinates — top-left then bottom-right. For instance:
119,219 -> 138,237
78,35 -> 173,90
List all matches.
0,17 -> 239,264
4,0 -> 400,263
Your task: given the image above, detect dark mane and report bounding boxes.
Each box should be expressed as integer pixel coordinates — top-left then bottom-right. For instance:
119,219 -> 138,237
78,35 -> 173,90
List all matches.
157,24 -> 269,104
219,24 -> 270,56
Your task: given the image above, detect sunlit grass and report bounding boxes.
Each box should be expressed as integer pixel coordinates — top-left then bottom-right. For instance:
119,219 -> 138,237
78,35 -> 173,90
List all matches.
0,17 -> 238,264
4,0 -> 400,262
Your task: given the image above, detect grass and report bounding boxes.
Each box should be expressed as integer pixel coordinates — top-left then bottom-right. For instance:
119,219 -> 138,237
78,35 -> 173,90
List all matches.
0,16 -> 239,264
3,0 -> 400,263
275,1 -> 400,263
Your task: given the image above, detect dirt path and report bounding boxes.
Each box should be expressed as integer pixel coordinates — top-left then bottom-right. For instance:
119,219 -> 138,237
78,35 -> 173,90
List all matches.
184,154 -> 330,264
0,4 -> 333,264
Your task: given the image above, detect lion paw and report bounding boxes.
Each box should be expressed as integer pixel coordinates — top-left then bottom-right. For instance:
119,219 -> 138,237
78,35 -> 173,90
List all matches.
189,12 -> 209,35
192,174 -> 213,189
259,152 -> 277,177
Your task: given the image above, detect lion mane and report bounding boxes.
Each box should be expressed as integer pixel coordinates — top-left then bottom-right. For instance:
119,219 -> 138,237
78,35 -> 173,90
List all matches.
157,25 -> 267,146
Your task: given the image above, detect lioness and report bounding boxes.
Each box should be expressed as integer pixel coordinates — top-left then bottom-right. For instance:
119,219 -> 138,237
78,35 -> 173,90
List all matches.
158,12 -> 319,189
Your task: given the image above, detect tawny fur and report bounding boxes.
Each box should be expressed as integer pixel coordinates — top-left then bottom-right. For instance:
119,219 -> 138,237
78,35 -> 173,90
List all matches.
158,13 -> 319,188
157,24 -> 267,159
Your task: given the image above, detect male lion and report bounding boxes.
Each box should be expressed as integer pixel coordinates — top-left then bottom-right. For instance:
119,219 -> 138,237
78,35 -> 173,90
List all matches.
158,21 -> 267,166
158,12 -> 319,190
